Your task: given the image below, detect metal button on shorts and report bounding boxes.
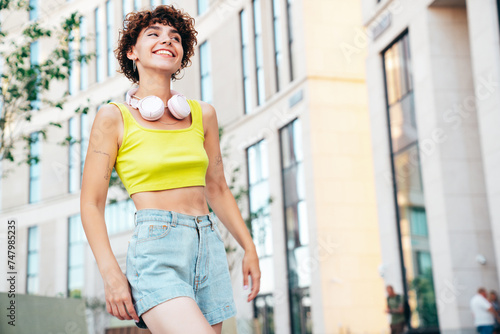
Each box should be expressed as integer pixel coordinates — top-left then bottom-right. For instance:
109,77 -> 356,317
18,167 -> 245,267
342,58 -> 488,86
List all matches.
126,209 -> 237,329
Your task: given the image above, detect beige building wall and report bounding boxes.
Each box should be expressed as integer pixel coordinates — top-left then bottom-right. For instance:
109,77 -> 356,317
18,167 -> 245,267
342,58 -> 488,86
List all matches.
0,0 -> 388,333
301,0 -> 388,333
362,0 -> 500,332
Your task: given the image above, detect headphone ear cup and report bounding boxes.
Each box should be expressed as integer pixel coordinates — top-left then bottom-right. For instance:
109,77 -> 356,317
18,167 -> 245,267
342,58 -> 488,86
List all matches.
168,95 -> 191,119
137,95 -> 165,121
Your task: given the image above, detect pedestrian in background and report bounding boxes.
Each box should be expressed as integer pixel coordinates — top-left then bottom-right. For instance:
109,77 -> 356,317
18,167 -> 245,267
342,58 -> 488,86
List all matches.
489,290 -> 500,334
470,287 -> 496,334
386,285 -> 406,334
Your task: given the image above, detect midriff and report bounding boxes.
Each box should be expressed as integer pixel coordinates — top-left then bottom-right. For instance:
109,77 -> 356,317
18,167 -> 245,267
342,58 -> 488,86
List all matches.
130,186 -> 210,216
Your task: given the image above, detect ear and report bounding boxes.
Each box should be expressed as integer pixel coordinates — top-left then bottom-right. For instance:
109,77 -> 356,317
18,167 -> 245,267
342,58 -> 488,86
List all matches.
126,47 -> 137,60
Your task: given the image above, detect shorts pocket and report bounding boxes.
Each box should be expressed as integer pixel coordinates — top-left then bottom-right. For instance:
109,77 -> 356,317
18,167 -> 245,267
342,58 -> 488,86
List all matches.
137,223 -> 172,243
213,224 -> 224,243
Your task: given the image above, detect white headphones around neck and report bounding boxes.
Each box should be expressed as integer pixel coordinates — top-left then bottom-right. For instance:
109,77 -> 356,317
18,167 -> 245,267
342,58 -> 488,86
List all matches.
125,86 -> 191,121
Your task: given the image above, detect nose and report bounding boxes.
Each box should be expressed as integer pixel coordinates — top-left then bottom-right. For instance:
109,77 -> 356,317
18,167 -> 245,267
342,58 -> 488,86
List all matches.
160,36 -> 173,45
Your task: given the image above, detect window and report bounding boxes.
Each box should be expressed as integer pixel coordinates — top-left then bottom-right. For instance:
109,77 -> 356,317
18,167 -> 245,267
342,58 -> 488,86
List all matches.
29,0 -> 39,21
30,41 -> 41,110
80,112 -> 89,185
69,117 -> 79,193
247,139 -> 275,333
199,41 -> 212,105
29,131 -> 41,203
123,0 -> 131,20
106,0 -> 115,78
68,30 -> 78,96
80,16 -> 88,91
285,0 -> 294,82
240,9 -> 252,114
134,0 -> 140,11
198,0 -> 208,15
382,31 -> 439,330
254,294 -> 275,334
68,215 -> 85,298
279,118 -> 311,334
149,0 -> 165,7
497,0 -> 500,34
104,198 -> 136,235
247,140 -> 272,257
253,0 -> 265,106
26,226 -> 39,294
272,0 -> 283,92
95,7 -> 104,83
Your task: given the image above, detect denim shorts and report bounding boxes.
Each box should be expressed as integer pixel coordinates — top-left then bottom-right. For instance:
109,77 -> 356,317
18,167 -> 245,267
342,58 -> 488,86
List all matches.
125,209 -> 238,329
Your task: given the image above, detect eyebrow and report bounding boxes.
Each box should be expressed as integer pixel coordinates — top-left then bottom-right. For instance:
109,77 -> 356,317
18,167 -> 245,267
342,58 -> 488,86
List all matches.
144,25 -> 180,36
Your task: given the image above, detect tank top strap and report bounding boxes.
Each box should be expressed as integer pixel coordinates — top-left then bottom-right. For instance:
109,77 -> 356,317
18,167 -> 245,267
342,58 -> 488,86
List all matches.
108,101 -> 134,130
187,99 -> 204,136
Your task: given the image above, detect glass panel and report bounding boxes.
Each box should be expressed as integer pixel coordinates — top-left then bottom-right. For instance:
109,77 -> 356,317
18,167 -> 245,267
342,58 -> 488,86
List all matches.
106,0 -> 115,77
28,253 -> 38,275
286,0 -> 294,81
296,162 -> 305,200
80,16 -> 88,91
297,200 -> 308,246
29,0 -> 39,20
389,92 -> 417,153
27,276 -> 38,294
384,47 -> 397,105
68,30 -> 76,96
198,0 -> 208,15
200,41 -> 212,104
95,7 -> 103,83
273,0 -> 282,91
281,119 -> 310,334
253,0 -> 265,105
281,126 -> 291,169
28,226 -> 39,250
397,40 -> 408,98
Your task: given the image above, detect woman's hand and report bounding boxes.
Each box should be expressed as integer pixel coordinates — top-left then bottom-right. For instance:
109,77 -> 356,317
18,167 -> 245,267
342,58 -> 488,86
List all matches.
242,248 -> 261,302
103,269 -> 140,322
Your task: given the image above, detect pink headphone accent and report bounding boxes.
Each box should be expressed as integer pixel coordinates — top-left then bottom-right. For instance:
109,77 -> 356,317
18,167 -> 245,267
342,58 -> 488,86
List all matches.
125,86 -> 191,121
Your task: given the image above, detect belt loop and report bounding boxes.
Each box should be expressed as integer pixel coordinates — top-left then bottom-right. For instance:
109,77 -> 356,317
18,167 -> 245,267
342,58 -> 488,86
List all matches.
134,211 -> 137,226
171,211 -> 177,227
208,213 -> 215,231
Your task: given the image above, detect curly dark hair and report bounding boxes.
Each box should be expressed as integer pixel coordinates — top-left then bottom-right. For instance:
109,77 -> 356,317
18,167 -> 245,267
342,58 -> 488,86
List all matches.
115,4 -> 198,83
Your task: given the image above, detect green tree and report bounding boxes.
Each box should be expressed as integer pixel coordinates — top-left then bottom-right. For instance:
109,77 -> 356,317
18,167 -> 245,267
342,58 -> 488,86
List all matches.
0,1 -> 94,177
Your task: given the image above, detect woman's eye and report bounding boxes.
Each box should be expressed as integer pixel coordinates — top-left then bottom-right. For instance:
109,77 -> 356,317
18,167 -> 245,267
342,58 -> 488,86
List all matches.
148,33 -> 158,36
174,37 -> 180,42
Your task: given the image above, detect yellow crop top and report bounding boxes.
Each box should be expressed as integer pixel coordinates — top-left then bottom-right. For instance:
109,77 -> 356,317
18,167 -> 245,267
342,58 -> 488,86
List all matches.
108,99 -> 209,197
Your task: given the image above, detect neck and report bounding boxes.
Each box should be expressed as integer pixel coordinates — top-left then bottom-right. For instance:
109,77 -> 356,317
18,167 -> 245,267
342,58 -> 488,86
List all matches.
135,70 -> 173,105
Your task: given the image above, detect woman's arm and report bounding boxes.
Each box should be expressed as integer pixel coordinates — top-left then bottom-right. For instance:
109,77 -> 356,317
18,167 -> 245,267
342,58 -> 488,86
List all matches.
200,101 -> 261,302
80,103 -> 139,322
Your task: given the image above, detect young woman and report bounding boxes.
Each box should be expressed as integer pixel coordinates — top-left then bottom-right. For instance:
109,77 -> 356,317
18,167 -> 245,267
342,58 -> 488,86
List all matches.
80,5 -> 261,333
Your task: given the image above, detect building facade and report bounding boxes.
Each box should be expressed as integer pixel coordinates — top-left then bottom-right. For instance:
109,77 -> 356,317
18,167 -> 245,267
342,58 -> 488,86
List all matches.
0,0 -> 389,333
361,0 -> 500,333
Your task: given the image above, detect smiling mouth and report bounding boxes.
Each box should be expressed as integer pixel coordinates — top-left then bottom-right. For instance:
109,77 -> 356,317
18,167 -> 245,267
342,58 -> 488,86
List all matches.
153,50 -> 175,57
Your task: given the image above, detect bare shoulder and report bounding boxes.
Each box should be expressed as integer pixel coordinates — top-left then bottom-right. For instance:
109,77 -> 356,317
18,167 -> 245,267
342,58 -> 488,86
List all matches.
95,103 -> 122,122
197,100 -> 216,117
196,100 -> 217,135
89,103 -> 123,148
91,103 -> 124,134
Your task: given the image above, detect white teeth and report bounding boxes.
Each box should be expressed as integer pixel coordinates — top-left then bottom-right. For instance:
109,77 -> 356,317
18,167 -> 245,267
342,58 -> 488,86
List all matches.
154,50 -> 173,56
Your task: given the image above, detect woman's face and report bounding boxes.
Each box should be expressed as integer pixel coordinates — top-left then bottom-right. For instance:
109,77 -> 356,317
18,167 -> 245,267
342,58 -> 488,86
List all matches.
128,22 -> 184,77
